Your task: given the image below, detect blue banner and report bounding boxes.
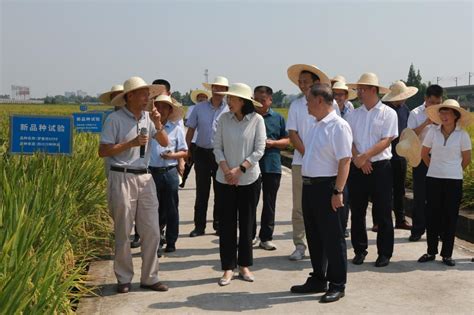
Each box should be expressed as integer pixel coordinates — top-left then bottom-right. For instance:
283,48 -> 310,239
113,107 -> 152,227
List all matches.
9,115 -> 73,155
72,112 -> 104,133
80,104 -> 88,111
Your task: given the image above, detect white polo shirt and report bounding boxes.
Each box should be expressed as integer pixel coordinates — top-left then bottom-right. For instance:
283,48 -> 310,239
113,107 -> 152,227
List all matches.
302,110 -> 353,177
407,103 -> 433,142
423,125 -> 472,180
345,101 -> 398,162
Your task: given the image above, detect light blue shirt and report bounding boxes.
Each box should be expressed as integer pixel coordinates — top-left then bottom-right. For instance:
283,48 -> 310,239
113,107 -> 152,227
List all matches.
186,99 -> 228,149
149,121 -> 187,167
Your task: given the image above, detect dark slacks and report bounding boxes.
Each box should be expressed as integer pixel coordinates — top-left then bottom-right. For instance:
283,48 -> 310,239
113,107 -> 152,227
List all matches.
391,158 -> 407,224
342,185 -> 350,234
411,161 -> 428,236
349,160 -> 394,258
193,146 -> 219,232
253,173 -> 282,242
302,177 -> 347,291
182,143 -> 197,184
150,167 -> 180,246
216,179 -> 261,270
425,177 -> 462,258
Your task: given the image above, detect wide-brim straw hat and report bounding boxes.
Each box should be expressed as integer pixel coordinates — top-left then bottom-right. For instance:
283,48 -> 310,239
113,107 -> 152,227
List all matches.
426,99 -> 473,128
215,83 -> 262,107
202,76 -> 229,90
331,75 -> 347,84
148,94 -> 185,122
111,76 -> 165,107
287,64 -> 331,87
396,128 -> 422,167
99,85 -> 124,105
332,81 -> 357,101
347,72 -> 390,94
190,89 -> 212,104
382,81 -> 418,102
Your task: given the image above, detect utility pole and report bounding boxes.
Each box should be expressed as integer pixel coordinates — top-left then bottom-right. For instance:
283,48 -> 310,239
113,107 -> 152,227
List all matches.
469,72 -> 472,85
455,77 -> 458,86
204,69 -> 209,83
436,76 -> 440,84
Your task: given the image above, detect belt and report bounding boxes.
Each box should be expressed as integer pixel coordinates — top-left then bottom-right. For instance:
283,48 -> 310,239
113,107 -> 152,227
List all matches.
110,166 -> 150,174
302,176 -> 336,185
148,165 -> 175,174
371,159 -> 390,166
196,146 -> 214,152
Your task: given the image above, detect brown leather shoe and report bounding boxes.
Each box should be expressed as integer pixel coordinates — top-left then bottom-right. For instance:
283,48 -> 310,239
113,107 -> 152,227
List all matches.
117,283 -> 131,294
140,282 -> 169,292
395,220 -> 412,230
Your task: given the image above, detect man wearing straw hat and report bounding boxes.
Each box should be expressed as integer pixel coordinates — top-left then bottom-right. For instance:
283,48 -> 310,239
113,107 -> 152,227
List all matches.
99,76 -> 169,293
406,84 -> 443,242
149,94 -> 188,253
180,89 -> 211,188
331,75 -> 355,115
286,64 -> 333,261
381,81 -> 418,231
346,72 -> 397,267
186,76 -> 229,237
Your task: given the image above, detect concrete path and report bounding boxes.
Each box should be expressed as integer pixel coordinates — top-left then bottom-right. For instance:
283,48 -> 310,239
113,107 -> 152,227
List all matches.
77,167 -> 474,314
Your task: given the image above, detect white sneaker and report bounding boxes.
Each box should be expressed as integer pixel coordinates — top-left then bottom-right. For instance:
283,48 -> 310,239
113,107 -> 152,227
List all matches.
252,237 -> 259,246
259,241 -> 277,251
289,245 -> 305,261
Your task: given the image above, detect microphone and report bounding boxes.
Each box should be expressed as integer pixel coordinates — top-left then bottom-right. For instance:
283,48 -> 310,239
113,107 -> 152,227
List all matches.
139,127 -> 148,158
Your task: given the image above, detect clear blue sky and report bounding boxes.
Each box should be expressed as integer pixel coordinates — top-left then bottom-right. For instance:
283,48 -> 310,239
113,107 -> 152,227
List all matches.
1,0 -> 473,97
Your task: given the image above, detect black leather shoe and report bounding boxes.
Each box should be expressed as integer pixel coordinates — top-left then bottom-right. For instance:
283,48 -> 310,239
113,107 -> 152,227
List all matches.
117,283 -> 131,294
165,245 -> 176,253
290,277 -> 327,294
352,251 -> 367,265
409,234 -> 422,242
189,229 -> 205,237
130,235 -> 141,248
418,254 -> 436,263
320,290 -> 345,303
442,257 -> 455,266
375,255 -> 390,267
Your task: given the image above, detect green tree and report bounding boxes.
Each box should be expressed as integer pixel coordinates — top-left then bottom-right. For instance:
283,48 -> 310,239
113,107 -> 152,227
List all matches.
404,63 -> 427,109
272,90 -> 286,107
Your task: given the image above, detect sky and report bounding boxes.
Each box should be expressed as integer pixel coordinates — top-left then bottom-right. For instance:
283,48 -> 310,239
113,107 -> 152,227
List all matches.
1,0 -> 473,98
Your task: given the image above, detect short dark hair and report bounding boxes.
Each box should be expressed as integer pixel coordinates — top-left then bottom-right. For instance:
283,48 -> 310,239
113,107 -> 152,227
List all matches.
426,84 -> 443,98
301,70 -> 320,82
254,85 -> 273,95
242,99 -> 256,116
439,107 -> 461,123
309,84 -> 333,104
152,79 -> 171,92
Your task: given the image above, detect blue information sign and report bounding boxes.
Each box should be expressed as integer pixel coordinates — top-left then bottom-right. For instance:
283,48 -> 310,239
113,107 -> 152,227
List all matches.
80,104 -> 88,111
9,115 -> 73,155
72,112 -> 104,133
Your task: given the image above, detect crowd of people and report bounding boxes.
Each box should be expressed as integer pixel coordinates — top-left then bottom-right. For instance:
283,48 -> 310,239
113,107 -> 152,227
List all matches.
98,64 -> 472,303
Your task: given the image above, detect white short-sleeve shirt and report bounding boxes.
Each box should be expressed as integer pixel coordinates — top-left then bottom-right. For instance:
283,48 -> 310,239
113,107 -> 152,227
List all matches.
407,103 -> 433,142
345,101 -> 398,162
302,110 -> 353,177
286,96 -> 312,166
423,125 -> 472,180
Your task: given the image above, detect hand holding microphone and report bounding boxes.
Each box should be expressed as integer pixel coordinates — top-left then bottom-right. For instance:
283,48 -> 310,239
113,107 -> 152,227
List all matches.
139,127 -> 148,158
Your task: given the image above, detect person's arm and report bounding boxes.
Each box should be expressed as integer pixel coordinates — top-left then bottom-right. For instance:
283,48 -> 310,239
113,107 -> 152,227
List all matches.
461,150 -> 471,170
421,146 -> 431,167
99,138 -> 142,157
289,130 -> 305,155
412,119 -> 432,136
461,131 -> 472,170
267,137 -> 289,149
150,107 -> 169,147
332,157 -> 351,211
243,116 -> 267,169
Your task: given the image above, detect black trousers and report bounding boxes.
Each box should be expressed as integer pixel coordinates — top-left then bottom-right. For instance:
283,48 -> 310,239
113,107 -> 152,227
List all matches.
302,177 -> 347,291
193,146 -> 219,232
425,177 -> 462,258
216,179 -> 261,270
182,143 -> 197,184
349,160 -> 394,258
391,158 -> 407,224
253,173 -> 282,242
411,161 -> 428,236
342,185 -> 350,233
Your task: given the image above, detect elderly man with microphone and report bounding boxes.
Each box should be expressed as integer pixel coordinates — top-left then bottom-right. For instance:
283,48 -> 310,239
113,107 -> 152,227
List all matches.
99,76 -> 169,294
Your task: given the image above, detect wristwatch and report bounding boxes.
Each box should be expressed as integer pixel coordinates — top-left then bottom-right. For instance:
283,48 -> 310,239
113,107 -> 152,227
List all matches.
239,165 -> 247,174
333,188 -> 343,195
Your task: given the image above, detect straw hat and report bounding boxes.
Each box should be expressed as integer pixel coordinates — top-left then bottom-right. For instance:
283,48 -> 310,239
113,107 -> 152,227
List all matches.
150,94 -> 185,122
190,89 -> 211,104
215,83 -> 262,107
111,76 -> 165,107
287,64 -> 331,87
347,72 -> 390,94
99,85 -> 124,105
426,99 -> 473,128
381,81 -> 418,102
396,128 -> 422,167
332,81 -> 357,101
331,75 -> 347,84
202,76 -> 229,90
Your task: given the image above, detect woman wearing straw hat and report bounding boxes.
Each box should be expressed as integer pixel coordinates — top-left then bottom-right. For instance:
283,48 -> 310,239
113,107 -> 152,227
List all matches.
149,95 -> 188,254
213,83 -> 266,286
381,81 -> 418,231
331,75 -> 356,115
418,99 -> 472,266
180,89 -> 211,188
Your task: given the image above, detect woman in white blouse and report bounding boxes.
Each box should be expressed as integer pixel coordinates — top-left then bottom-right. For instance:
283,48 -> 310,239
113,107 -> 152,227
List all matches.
213,83 -> 266,286
418,100 -> 472,266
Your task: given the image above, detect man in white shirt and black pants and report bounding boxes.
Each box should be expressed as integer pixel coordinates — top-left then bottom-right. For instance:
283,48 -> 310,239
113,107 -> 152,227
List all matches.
346,73 -> 398,267
290,84 -> 352,303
